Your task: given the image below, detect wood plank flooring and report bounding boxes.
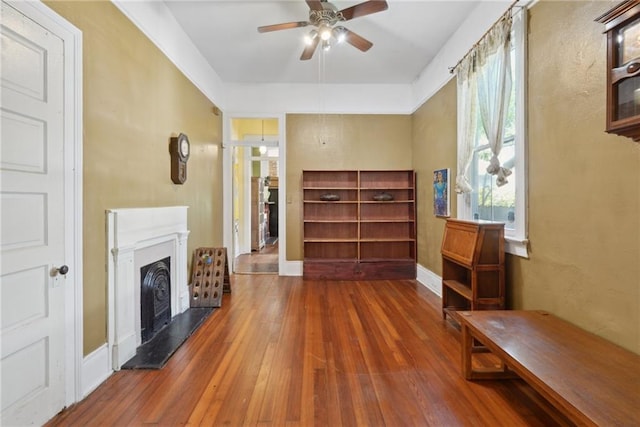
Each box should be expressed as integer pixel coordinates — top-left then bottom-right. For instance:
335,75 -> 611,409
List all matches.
234,242 -> 278,274
48,275 -> 570,426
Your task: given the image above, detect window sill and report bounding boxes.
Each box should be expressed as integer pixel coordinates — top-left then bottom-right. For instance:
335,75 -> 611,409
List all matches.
505,236 -> 529,258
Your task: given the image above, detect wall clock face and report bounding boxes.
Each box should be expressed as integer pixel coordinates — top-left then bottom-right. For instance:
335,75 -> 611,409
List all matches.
180,138 -> 190,158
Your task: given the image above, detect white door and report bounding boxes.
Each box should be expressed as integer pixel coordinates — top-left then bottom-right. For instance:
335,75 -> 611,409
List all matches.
1,2 -> 67,425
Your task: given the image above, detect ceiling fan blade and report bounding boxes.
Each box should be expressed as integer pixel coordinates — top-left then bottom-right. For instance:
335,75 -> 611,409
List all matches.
258,21 -> 309,33
343,29 -> 373,52
300,37 -> 320,60
306,0 -> 324,11
340,0 -> 388,21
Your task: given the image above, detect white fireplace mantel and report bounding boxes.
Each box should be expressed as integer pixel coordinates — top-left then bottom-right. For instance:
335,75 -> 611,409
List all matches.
106,206 -> 190,370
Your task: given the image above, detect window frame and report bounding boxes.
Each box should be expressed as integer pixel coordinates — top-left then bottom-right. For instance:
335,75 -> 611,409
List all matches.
457,8 -> 529,258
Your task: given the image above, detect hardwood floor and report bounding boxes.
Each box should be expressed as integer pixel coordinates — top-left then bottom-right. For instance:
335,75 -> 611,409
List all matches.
234,241 -> 278,274
48,276 -> 569,426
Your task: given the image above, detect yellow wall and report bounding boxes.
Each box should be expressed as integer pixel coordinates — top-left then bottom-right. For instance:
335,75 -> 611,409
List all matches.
286,114 -> 412,260
411,79 -> 458,274
46,1 -> 223,355
234,118 -> 278,140
410,1 -> 639,353
513,0 -> 639,353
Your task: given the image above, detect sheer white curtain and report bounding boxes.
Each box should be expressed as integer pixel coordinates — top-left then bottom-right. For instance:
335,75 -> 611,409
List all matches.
455,14 -> 513,193
477,16 -> 513,186
455,59 -> 478,194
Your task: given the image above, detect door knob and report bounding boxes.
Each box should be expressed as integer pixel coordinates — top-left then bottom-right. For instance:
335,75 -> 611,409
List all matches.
52,265 -> 69,276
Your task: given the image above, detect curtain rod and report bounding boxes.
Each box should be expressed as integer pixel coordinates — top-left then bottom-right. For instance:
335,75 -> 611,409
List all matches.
448,0 -> 522,74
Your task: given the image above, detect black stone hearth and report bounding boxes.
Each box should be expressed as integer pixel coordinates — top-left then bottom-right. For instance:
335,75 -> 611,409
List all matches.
121,307 -> 214,370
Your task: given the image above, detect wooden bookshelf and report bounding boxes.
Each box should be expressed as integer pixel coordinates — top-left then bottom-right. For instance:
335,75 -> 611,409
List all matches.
303,170 -> 416,280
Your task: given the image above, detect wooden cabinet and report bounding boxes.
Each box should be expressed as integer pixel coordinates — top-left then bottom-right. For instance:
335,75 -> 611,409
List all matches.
251,177 -> 266,251
596,1 -> 640,141
441,219 -> 505,323
303,170 -> 416,280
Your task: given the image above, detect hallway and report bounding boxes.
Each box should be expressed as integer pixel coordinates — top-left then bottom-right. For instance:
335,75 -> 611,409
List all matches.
234,239 -> 278,274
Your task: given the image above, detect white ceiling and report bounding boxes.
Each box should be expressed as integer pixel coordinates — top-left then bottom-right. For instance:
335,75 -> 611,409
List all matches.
163,0 -> 487,85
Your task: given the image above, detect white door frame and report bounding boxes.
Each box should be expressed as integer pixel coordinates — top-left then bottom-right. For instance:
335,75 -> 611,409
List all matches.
223,113 -> 296,275
6,0 -> 84,406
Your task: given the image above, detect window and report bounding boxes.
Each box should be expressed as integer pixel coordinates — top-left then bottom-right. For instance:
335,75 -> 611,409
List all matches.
457,8 -> 528,257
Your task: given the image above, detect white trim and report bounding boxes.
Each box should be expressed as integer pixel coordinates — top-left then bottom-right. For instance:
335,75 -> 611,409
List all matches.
509,8 -> 529,258
222,119 -> 233,262
416,264 -> 442,297
223,83 -> 413,115
6,0 -> 84,407
81,344 -> 111,399
276,116 -> 290,275
223,113 -> 293,276
505,236 -> 529,259
281,260 -> 303,277
242,147 -> 253,254
233,138 -> 279,147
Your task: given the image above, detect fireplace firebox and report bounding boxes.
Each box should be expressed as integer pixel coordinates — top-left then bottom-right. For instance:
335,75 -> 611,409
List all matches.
140,257 -> 171,343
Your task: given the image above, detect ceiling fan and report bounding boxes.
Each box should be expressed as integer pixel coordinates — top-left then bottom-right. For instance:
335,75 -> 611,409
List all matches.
257,0 -> 389,60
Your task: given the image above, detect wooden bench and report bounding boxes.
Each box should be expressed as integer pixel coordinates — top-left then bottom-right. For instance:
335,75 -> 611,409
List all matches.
458,310 -> 640,426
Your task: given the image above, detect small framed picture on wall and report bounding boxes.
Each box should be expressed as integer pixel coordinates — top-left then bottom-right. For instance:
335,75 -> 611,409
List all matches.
433,168 -> 450,217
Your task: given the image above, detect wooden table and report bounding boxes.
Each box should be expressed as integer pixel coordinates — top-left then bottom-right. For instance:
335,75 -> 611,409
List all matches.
458,310 -> 640,427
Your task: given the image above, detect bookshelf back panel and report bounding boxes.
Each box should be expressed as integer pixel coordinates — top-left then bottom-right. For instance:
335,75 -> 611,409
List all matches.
304,188 -> 358,202
360,222 -> 415,240
360,241 -> 415,260
360,188 -> 414,202
305,222 -> 358,240
304,242 -> 358,259
304,203 -> 358,221
302,170 -> 358,188
360,203 -> 415,221
360,170 -> 414,188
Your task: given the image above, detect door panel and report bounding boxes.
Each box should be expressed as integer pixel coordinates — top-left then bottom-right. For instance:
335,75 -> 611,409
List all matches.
1,110 -> 46,173
1,192 -> 47,250
1,2 -> 66,424
0,24 -> 46,101
1,265 -> 48,330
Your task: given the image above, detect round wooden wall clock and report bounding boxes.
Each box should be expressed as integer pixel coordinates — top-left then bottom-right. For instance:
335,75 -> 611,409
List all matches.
170,133 -> 190,184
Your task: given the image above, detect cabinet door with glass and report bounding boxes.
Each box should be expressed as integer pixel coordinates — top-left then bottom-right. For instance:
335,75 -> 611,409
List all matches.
597,1 -> 640,141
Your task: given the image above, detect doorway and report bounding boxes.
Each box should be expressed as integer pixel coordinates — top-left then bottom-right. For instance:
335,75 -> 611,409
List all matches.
1,1 -> 82,424
229,118 -> 279,274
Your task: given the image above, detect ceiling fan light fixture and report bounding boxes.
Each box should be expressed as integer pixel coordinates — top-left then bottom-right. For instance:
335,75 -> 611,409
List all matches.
319,25 -> 332,41
257,0 -> 388,61
304,29 -> 318,45
334,26 -> 347,43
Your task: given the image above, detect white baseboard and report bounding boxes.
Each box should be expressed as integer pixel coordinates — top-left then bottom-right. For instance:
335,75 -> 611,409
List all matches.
280,260 -> 303,276
416,264 -> 442,297
113,331 -> 137,370
81,344 -> 112,399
